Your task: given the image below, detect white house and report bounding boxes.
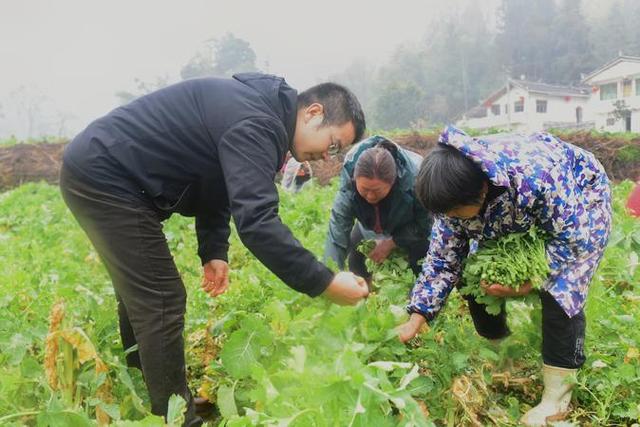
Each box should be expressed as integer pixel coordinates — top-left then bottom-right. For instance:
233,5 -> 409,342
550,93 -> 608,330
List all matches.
457,78 -> 591,133
582,55 -> 640,133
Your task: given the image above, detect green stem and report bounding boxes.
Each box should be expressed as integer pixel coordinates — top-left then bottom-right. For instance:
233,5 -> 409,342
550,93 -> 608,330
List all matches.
0,411 -> 40,423
62,341 -> 75,407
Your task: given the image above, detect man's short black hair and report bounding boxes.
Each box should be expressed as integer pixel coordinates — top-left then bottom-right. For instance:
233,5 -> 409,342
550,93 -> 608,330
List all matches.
415,144 -> 488,214
298,82 -> 366,142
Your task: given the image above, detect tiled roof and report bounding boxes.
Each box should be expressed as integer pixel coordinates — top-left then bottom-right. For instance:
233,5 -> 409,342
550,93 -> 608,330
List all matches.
582,55 -> 640,83
509,79 -> 591,97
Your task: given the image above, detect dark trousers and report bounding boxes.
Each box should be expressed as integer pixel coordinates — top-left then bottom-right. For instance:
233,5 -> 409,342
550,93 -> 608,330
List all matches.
59,165 -> 201,426
462,289 -> 586,369
347,224 -> 428,279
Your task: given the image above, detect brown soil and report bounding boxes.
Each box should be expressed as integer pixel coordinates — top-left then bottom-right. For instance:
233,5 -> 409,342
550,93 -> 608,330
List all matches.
313,130 -> 640,185
1,131 -> 638,192
0,143 -> 66,191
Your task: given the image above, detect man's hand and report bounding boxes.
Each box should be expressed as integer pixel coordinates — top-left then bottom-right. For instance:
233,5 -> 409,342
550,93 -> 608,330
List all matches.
323,272 -> 369,305
481,280 -> 533,297
368,238 -> 396,264
201,259 -> 230,297
397,313 -> 427,343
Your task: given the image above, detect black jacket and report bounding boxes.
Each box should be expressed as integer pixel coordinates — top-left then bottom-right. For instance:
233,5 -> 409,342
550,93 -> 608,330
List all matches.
63,73 -> 334,297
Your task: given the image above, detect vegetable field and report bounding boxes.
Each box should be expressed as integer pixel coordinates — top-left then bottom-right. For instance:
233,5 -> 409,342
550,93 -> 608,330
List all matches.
0,180 -> 639,426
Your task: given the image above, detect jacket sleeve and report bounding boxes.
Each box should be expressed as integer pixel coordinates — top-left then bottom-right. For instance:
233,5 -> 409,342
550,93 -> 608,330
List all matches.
196,205 -> 231,264
392,149 -> 431,248
407,215 -> 469,321
392,198 -> 433,249
323,168 -> 356,268
217,117 -> 335,297
281,157 -> 299,191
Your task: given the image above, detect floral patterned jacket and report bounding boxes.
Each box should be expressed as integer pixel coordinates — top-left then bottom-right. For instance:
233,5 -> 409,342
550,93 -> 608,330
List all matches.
408,126 -> 612,320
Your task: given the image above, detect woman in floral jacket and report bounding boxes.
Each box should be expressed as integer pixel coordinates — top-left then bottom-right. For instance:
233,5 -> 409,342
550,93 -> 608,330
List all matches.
397,126 -> 611,426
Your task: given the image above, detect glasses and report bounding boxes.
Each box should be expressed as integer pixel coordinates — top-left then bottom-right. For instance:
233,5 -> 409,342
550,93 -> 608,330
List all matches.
327,140 -> 341,157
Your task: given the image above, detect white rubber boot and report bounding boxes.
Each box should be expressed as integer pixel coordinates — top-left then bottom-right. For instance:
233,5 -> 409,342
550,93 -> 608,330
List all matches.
520,364 -> 576,426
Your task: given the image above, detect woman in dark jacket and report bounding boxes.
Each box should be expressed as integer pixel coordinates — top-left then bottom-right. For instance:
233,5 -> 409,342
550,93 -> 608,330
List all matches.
324,135 -> 432,282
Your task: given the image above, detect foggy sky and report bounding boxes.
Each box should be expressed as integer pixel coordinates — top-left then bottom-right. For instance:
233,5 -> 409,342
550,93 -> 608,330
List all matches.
0,0 -> 607,139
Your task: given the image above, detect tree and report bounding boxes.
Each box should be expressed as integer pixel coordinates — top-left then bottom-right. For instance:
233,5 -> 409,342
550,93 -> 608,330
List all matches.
180,33 -> 258,80
211,33 -> 258,77
9,85 -> 48,138
548,0 -> 596,84
115,75 -> 172,105
626,0 -> 640,56
180,50 -> 215,80
590,0 -> 639,65
364,2 -> 504,128
496,0 -> 558,82
419,8 -> 503,123
609,100 -> 631,129
372,81 -> 426,130
328,59 -> 377,120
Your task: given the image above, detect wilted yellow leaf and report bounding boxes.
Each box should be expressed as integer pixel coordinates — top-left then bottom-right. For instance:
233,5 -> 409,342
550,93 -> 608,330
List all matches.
59,328 -> 97,364
624,347 -> 639,364
44,301 -> 66,390
44,332 -> 59,390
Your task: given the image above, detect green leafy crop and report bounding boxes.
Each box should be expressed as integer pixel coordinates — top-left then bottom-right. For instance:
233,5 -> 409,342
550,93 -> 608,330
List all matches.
460,227 -> 550,315
0,180 -> 638,426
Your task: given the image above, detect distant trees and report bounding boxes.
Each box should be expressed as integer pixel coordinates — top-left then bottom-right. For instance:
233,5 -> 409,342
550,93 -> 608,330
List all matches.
181,33 -> 259,80
332,0 -> 640,130
548,0 -> 595,84
115,33 -> 259,105
112,2 -> 640,129
496,0 -> 556,82
372,81 -> 426,129
115,75 -> 172,105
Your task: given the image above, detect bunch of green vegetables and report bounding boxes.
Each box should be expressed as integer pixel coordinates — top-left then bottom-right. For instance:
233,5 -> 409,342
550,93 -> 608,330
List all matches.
460,226 -> 550,315
357,239 -> 417,305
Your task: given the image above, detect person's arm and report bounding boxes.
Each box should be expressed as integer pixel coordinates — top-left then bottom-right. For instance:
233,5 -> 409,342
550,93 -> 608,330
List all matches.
281,157 -> 300,191
391,197 -> 433,249
323,169 -> 356,269
195,206 -> 232,298
398,216 -> 469,342
195,205 -> 231,264
393,149 -> 430,248
217,117 -> 334,296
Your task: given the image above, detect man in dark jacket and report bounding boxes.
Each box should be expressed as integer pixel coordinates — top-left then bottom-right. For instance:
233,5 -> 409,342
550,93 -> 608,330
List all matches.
60,73 -> 368,426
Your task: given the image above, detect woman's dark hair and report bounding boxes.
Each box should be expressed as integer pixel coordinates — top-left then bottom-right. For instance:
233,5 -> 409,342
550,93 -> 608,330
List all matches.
298,82 -> 366,142
354,145 -> 397,185
415,144 -> 488,213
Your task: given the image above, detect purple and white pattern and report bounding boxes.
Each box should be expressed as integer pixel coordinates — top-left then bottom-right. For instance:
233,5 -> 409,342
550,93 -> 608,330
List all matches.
408,126 -> 612,320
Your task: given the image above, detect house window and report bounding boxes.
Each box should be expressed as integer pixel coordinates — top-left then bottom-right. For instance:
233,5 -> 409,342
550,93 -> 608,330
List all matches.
636,78 -> 640,96
514,100 -> 524,112
536,100 -> 548,113
576,107 -> 583,124
606,118 -> 615,126
600,82 -> 617,100
504,104 -> 509,114
623,79 -> 632,97
491,104 -> 500,115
